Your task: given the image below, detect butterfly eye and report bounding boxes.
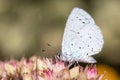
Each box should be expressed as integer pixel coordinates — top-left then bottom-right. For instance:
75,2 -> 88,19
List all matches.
57,53 -> 61,59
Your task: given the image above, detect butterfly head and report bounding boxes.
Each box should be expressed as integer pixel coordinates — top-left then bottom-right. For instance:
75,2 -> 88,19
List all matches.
57,53 -> 63,60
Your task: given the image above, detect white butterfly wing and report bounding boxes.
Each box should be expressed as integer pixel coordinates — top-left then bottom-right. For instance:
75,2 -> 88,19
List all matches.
61,8 -> 104,63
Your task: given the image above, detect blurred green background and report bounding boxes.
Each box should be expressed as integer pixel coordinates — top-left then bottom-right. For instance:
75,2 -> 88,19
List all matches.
0,0 -> 120,78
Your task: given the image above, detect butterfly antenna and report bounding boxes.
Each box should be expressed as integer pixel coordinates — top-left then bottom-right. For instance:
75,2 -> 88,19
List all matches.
47,43 -> 60,59
41,49 -> 45,52
47,43 -> 56,49
47,43 -> 59,52
40,48 -> 47,55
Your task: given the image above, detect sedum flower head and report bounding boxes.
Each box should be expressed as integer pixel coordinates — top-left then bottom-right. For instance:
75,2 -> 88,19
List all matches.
0,56 -> 106,80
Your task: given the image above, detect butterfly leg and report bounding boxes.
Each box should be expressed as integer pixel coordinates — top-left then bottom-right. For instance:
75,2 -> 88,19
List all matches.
67,61 -> 77,69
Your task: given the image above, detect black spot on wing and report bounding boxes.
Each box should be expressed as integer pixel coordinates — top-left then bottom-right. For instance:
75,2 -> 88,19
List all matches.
71,19 -> 73,21
71,44 -> 73,46
85,17 -> 88,20
82,22 -> 85,24
91,48 -> 93,51
80,36 -> 82,38
77,32 -> 80,34
79,47 -> 81,49
89,36 -> 91,39
76,16 -> 78,18
88,45 -> 89,47
87,53 -> 88,55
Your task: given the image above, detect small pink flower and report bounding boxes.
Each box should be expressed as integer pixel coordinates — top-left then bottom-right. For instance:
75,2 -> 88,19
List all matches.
0,57 -> 106,80
4,62 -> 17,76
44,69 -> 53,80
86,65 -> 98,79
37,58 -> 48,72
52,60 -> 65,73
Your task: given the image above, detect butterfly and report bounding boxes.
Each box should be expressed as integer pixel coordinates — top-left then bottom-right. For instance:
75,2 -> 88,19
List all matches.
58,7 -> 104,63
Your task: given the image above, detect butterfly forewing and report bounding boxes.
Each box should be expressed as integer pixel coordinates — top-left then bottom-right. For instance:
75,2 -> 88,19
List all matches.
60,7 -> 104,63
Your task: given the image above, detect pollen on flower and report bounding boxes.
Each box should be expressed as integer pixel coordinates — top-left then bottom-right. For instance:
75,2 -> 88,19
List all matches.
0,56 -> 106,80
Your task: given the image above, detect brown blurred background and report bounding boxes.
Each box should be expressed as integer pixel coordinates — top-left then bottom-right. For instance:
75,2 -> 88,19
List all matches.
0,0 -> 120,78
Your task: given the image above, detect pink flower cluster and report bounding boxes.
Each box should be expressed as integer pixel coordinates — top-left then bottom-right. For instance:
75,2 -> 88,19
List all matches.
0,56 -> 105,80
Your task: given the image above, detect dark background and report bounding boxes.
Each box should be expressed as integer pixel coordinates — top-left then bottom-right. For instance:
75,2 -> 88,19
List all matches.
0,0 -> 119,79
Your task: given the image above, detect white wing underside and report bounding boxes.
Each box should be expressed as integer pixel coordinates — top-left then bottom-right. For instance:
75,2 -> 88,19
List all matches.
61,8 -> 104,63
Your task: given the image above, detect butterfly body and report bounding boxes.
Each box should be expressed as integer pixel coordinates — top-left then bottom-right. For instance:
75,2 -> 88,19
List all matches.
59,8 -> 104,63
